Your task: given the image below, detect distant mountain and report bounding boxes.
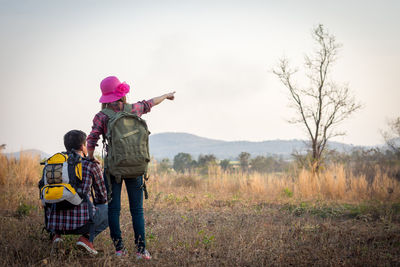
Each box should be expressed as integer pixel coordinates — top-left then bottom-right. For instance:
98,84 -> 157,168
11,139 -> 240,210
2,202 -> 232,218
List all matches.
2,133 -> 365,161
149,132 -> 359,160
4,149 -> 50,160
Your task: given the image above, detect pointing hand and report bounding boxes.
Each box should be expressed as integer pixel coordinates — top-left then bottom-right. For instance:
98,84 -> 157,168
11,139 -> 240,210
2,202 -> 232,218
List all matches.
166,91 -> 176,100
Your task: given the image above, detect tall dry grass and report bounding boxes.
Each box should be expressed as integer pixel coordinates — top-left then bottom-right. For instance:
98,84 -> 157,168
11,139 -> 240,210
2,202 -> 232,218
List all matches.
0,151 -> 42,211
0,151 -> 399,208
0,151 -> 41,186
151,164 -> 400,203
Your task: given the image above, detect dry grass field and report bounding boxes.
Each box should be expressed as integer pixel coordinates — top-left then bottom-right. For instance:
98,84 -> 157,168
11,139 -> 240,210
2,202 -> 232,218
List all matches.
1,152 -> 400,266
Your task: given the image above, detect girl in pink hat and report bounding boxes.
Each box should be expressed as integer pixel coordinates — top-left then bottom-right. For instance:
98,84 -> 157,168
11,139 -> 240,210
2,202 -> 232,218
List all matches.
87,76 -> 175,259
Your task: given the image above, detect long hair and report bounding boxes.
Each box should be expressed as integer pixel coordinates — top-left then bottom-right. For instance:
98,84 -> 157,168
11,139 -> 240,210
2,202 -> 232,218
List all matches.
101,96 -> 127,110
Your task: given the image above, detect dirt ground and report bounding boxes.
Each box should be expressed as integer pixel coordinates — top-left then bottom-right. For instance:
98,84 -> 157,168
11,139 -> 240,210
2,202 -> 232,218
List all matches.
1,187 -> 399,266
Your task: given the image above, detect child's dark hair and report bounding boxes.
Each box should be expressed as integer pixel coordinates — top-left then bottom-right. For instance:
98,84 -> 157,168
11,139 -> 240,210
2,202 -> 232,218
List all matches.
64,130 -> 87,152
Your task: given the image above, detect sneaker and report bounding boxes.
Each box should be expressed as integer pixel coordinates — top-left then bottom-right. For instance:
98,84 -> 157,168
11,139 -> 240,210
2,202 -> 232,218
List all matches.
76,236 -> 98,255
115,248 -> 128,257
136,249 -> 151,260
113,239 -> 125,249
52,234 -> 63,243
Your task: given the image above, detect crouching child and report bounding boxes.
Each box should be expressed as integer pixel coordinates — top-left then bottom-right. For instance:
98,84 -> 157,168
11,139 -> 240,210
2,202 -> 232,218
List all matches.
39,130 -> 108,255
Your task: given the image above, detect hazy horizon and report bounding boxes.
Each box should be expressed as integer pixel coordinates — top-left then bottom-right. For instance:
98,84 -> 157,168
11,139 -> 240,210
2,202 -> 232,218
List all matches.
1,0 -> 399,154
3,131 -> 378,155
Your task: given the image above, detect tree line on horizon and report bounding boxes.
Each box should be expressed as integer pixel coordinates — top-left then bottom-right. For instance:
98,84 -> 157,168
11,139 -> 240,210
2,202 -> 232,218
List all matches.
166,152 -> 289,174
155,142 -> 400,182
155,114 -> 399,178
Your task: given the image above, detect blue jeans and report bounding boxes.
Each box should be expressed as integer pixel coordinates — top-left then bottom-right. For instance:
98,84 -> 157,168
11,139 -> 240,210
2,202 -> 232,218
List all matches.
93,204 -> 109,239
53,203 -> 108,242
108,175 -> 146,252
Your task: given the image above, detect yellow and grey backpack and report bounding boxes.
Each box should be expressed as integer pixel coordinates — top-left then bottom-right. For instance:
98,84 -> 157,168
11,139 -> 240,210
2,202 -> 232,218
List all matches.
39,152 -> 84,209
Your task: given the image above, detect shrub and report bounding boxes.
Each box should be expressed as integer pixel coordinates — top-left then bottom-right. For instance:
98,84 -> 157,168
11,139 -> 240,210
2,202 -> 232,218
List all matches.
171,175 -> 200,188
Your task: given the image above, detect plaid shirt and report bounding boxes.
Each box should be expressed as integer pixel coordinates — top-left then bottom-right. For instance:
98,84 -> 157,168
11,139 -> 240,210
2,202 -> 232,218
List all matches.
87,100 -> 154,151
46,159 -> 107,231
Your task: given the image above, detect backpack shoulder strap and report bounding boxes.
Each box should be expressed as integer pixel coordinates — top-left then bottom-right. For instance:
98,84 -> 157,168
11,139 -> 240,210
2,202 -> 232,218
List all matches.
101,108 -> 117,118
67,152 -> 83,188
123,103 -> 133,113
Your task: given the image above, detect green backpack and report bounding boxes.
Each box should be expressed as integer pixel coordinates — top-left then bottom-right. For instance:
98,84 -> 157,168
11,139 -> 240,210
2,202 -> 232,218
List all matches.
101,104 -> 151,183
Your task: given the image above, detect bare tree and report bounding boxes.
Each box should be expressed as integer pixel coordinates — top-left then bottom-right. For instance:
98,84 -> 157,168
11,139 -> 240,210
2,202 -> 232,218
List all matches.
383,117 -> 400,158
273,24 -> 361,171
238,152 -> 251,172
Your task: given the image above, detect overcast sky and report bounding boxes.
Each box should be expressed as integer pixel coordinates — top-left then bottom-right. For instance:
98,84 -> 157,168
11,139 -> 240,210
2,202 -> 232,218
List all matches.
0,0 -> 399,154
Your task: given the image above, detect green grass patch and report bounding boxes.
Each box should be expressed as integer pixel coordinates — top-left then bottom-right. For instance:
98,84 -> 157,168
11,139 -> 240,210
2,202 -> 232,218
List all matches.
16,202 -> 36,217
280,201 -> 400,221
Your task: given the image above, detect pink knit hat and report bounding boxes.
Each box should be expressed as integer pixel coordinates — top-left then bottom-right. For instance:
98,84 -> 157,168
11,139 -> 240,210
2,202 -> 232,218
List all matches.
99,76 -> 130,103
